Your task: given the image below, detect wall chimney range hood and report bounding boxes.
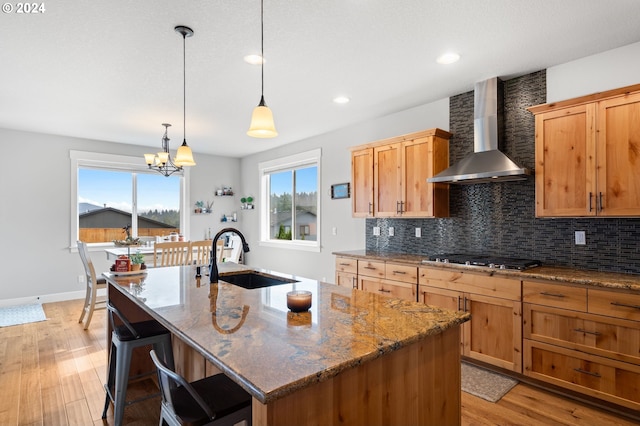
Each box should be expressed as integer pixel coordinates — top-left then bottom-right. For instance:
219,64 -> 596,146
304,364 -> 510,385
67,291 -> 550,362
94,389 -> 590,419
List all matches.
428,78 -> 530,184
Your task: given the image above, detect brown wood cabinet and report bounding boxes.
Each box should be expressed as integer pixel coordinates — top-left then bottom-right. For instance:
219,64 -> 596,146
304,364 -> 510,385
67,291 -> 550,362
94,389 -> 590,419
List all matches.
351,148 -> 374,218
418,267 -> 522,372
335,256 -> 358,289
359,260 -> 417,301
523,280 -> 640,411
350,128 -> 451,218
529,83 -> 640,217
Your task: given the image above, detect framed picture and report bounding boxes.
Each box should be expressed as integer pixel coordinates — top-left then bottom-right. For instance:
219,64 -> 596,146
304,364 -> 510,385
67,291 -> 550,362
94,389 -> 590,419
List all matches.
331,183 -> 350,199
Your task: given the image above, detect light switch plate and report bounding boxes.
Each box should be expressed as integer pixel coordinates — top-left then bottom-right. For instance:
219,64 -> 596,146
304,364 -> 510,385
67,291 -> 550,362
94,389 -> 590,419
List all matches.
415,227 -> 421,238
373,226 -> 380,236
575,230 -> 586,245
389,227 -> 394,237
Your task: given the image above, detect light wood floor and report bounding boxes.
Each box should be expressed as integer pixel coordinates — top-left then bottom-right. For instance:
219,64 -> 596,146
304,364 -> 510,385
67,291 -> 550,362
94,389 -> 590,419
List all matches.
0,299 -> 638,425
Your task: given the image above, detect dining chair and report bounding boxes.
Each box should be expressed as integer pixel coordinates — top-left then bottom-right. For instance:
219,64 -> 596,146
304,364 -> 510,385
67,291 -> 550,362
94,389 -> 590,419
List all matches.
77,240 -> 107,330
190,240 -> 213,266
153,241 -> 192,267
149,349 -> 252,426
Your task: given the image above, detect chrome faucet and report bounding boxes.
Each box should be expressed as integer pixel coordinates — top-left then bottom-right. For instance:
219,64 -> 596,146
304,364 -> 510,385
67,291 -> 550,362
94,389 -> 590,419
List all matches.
209,227 -> 250,283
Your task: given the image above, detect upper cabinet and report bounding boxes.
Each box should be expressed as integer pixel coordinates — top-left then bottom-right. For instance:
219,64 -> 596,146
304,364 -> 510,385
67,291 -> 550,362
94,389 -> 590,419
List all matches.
529,84 -> 640,217
350,128 -> 451,218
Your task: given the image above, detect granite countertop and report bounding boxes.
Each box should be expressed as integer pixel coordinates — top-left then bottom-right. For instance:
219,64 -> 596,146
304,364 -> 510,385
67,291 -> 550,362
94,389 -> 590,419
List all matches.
103,263 -> 470,404
333,250 -> 640,292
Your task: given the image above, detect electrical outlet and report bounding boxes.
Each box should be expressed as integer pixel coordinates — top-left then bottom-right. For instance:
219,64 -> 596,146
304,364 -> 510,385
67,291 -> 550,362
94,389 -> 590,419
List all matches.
389,227 -> 394,237
575,230 -> 586,245
373,226 -> 380,236
415,227 -> 421,238
332,227 -> 337,236
78,275 -> 85,284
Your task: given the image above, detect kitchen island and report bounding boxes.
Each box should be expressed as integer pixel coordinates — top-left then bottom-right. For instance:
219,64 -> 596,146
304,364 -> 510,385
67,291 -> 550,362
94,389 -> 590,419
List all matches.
103,263 -> 470,425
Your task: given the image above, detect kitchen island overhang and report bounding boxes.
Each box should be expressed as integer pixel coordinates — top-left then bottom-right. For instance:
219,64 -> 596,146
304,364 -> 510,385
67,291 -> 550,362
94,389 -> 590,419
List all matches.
103,263 -> 470,425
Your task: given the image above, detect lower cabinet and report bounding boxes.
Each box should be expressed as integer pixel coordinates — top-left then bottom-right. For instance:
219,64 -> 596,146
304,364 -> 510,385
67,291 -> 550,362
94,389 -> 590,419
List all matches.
523,280 -> 640,411
335,256 -> 358,289
419,267 -> 522,373
359,260 -> 417,302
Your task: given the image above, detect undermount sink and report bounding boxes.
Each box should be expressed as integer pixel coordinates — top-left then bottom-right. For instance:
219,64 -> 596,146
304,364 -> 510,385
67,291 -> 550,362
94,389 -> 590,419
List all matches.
219,271 -> 298,289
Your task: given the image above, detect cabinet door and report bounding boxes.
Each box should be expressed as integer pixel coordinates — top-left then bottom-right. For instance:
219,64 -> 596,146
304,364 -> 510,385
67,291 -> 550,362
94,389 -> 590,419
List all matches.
597,92 -> 640,216
351,148 -> 374,217
418,285 -> 461,311
336,271 -> 358,289
401,136 -> 449,218
373,143 -> 402,217
534,104 -> 597,217
464,293 -> 522,373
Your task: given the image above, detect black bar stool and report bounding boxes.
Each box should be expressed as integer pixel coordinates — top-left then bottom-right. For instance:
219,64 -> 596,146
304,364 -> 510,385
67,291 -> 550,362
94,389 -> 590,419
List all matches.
150,349 -> 252,426
102,302 -> 174,426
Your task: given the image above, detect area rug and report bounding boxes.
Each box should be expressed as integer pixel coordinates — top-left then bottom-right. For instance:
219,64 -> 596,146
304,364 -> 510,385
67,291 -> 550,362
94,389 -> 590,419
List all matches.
0,303 -> 47,327
461,361 -> 518,403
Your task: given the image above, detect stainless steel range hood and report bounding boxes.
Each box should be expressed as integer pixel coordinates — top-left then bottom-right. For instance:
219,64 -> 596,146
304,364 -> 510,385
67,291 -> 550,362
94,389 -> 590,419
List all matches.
428,78 -> 530,184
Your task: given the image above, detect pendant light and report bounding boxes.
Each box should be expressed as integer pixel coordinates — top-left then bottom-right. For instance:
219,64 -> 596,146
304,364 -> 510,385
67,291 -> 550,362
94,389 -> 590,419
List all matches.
247,0 -> 278,138
144,25 -> 196,175
173,25 -> 196,166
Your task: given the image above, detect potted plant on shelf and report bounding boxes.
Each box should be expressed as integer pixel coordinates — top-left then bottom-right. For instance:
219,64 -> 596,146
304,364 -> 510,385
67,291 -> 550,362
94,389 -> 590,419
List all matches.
129,251 -> 146,271
241,196 -> 254,210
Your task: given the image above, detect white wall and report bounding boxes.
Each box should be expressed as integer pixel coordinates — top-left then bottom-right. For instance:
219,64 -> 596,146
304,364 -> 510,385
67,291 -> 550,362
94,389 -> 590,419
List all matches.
0,128 -> 240,305
547,41 -> 640,102
238,99 -> 450,282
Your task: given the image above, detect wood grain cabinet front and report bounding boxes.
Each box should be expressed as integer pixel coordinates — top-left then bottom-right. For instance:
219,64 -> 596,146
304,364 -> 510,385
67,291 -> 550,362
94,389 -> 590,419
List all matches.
335,256 -> 358,289
523,279 -> 640,411
359,261 -> 418,302
350,128 -> 451,218
418,266 -> 522,373
529,85 -> 640,217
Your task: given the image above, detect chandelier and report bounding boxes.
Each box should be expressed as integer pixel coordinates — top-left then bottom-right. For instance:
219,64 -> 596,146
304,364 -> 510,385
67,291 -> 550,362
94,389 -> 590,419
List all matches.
145,25 -> 196,176
247,0 -> 277,138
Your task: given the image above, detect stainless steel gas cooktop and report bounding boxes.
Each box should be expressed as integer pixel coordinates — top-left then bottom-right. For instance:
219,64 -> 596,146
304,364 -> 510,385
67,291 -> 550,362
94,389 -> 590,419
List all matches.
423,254 -> 542,270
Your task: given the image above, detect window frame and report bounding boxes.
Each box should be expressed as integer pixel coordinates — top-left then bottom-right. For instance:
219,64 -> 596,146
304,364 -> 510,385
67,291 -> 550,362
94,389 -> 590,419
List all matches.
70,150 -> 190,251
259,148 -> 321,252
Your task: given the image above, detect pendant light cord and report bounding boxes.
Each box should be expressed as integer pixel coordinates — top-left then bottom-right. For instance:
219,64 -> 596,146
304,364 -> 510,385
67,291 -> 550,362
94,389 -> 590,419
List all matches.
182,31 -> 187,143
260,0 -> 264,99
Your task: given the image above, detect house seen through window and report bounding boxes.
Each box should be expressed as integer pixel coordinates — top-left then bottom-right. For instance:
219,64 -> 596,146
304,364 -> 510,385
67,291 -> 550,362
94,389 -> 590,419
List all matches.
78,168 -> 181,244
260,149 -> 321,251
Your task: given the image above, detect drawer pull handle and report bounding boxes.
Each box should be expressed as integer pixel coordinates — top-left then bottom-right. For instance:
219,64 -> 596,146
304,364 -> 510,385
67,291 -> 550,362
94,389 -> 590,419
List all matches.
392,270 -> 406,275
363,266 -> 377,270
378,289 -> 391,293
540,291 -> 566,298
573,328 -> 601,336
573,368 -> 601,378
610,301 -> 640,310
339,263 -> 352,266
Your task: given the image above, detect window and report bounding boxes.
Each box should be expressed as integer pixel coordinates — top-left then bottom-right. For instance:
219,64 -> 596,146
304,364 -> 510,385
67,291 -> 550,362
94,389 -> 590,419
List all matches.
259,149 -> 321,251
70,151 -> 189,247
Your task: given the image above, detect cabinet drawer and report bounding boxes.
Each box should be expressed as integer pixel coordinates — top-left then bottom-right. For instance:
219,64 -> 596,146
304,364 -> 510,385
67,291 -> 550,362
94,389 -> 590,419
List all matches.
358,260 -> 385,278
335,257 -> 358,274
385,263 -> 418,284
524,340 -> 640,411
589,289 -> 640,322
336,272 -> 358,289
419,267 -> 521,300
524,303 -> 640,365
361,277 -> 416,302
523,281 -> 587,311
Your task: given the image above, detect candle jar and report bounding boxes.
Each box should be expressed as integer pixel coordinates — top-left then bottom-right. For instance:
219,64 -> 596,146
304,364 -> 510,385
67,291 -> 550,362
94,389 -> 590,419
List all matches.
286,290 -> 312,312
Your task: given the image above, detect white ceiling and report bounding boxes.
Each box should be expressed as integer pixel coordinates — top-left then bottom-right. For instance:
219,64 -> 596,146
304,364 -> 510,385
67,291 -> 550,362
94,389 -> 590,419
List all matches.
2,0 -> 640,158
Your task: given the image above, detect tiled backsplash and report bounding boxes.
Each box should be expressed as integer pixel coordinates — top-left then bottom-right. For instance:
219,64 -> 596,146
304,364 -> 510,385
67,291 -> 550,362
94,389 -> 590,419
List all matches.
365,70 -> 640,275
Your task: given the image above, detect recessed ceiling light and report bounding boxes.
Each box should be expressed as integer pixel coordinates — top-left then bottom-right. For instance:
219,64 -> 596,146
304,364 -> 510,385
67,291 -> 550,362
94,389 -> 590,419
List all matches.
436,52 -> 460,65
333,96 -> 350,104
244,54 -> 264,65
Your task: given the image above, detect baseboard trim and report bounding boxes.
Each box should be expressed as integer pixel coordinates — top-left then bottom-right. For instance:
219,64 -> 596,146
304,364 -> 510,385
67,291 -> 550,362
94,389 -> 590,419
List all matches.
0,289 -> 106,307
